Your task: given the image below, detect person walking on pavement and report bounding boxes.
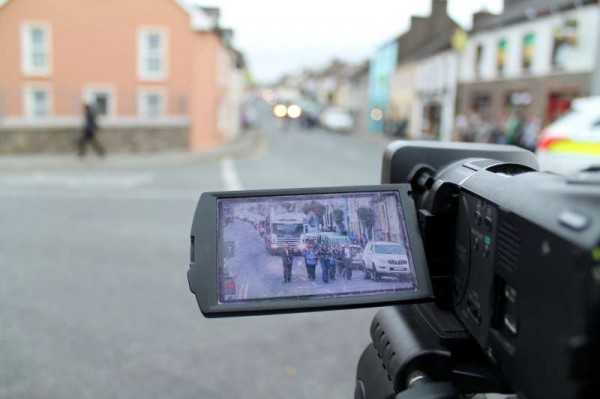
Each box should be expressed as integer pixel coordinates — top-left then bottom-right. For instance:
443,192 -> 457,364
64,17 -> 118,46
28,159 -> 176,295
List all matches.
78,103 -> 105,158
303,244 -> 318,280
281,244 -> 294,283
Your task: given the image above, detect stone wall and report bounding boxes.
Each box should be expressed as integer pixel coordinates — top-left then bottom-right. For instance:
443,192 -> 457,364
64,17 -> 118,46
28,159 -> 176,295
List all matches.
0,125 -> 189,154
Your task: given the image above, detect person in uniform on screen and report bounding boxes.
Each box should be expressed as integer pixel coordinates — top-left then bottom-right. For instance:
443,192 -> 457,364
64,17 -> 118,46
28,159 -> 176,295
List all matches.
332,243 -> 344,277
317,242 -> 333,283
303,244 -> 318,280
282,244 -> 294,283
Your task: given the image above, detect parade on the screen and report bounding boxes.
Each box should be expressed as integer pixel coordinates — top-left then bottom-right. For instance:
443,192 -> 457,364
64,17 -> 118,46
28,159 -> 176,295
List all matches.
217,192 -> 417,302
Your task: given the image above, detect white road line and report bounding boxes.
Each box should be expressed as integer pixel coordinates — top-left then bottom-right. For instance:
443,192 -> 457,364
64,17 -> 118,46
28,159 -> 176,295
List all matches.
0,188 -> 198,201
0,172 -> 154,189
219,157 -> 243,191
243,283 -> 250,299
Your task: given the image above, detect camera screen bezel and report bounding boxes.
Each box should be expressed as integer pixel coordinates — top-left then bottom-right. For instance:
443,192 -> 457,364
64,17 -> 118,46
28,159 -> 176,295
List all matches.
188,184 -> 432,317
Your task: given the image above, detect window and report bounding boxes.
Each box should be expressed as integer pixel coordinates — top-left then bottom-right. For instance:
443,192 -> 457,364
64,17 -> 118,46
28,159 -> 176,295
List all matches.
474,44 -> 484,79
84,87 -> 116,118
522,33 -> 535,72
21,22 -> 52,76
497,38 -> 508,76
138,28 -> 168,80
552,19 -> 578,69
24,86 -> 52,118
138,90 -> 166,118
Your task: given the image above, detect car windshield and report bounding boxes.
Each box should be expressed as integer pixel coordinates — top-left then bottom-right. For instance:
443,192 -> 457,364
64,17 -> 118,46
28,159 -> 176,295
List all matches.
273,223 -> 303,235
329,236 -> 349,244
350,247 -> 363,256
374,244 -> 406,255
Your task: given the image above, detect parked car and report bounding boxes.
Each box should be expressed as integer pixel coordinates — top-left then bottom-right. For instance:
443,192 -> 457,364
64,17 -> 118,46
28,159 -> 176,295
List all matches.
362,241 -> 410,281
319,107 -> 354,132
537,96 -> 600,175
316,233 -> 350,247
298,232 -> 318,250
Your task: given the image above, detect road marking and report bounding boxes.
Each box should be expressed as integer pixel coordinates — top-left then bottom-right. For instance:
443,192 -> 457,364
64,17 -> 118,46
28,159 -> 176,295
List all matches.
0,188 -> 198,201
220,157 -> 243,191
0,172 -> 154,189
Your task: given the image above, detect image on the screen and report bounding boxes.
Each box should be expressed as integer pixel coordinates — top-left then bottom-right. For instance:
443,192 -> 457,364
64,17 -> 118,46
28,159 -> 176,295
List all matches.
217,191 -> 417,303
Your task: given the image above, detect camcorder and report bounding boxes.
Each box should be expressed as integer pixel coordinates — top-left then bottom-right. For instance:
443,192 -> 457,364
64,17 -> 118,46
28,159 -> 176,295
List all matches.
188,141 -> 600,399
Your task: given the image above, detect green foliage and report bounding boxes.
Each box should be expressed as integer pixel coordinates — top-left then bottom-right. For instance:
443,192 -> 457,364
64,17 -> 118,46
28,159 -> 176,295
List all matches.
357,207 -> 375,238
302,200 -> 326,217
332,208 -> 345,228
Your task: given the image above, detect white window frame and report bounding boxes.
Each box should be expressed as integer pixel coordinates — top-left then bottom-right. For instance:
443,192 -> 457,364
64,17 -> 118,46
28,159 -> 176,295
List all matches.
83,85 -> 117,118
137,27 -> 169,81
138,89 -> 167,119
23,84 -> 53,119
20,21 -> 52,76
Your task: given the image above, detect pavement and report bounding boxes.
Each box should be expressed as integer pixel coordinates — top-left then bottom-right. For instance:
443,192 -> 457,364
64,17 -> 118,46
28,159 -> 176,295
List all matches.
0,127 -> 267,171
0,123 -> 396,172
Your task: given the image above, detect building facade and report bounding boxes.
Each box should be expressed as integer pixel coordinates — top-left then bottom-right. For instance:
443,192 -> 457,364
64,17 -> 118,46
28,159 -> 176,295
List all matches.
390,61 -> 418,138
368,41 -> 398,133
457,0 -> 600,127
388,0 -> 459,139
0,0 -> 245,153
414,49 -> 458,141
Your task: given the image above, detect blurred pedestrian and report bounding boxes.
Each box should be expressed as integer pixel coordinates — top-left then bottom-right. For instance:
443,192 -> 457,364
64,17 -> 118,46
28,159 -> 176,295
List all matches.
504,112 -> 524,146
454,114 -> 469,142
78,103 -> 105,158
281,244 -> 294,283
520,114 -> 541,152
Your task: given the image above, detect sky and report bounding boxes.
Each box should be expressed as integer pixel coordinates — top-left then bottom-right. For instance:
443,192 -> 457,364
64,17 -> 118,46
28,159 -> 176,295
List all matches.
0,0 -> 503,83
197,0 -> 503,83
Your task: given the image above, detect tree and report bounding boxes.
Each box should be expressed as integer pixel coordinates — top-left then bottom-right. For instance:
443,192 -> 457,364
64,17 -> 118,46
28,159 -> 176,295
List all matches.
332,208 -> 345,231
302,200 -> 326,224
357,207 -> 375,240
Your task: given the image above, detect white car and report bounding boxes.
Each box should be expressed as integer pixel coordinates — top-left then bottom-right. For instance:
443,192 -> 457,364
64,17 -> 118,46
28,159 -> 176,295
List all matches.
537,96 -> 600,175
319,107 -> 354,132
362,241 -> 410,281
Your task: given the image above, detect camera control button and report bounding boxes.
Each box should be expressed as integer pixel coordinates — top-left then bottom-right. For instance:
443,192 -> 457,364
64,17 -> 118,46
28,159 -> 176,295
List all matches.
475,211 -> 482,225
484,217 -> 493,231
558,210 -> 590,231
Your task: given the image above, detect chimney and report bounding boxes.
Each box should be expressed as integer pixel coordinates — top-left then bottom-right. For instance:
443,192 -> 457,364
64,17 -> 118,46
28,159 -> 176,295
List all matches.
431,0 -> 448,15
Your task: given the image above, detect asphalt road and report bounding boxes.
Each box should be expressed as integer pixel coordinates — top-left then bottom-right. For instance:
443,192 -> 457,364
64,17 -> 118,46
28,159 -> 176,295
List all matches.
0,108 -> 391,399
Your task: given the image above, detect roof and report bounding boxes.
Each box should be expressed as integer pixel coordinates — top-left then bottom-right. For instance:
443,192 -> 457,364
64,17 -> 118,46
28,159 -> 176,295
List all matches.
175,0 -> 218,31
394,0 -> 459,64
0,0 -> 219,31
472,0 -> 595,32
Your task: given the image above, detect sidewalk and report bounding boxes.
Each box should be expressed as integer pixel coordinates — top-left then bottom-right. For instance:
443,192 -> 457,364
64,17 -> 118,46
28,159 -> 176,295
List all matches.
0,129 -> 264,171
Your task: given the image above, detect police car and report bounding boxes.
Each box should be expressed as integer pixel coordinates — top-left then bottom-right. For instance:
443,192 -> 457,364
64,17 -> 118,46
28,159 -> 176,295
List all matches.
537,97 -> 600,174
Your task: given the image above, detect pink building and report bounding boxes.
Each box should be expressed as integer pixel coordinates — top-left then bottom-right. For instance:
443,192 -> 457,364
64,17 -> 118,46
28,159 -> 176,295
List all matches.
0,0 -> 246,152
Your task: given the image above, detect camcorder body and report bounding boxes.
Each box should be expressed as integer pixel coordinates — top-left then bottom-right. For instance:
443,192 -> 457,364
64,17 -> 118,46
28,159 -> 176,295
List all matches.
188,141 -> 600,399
